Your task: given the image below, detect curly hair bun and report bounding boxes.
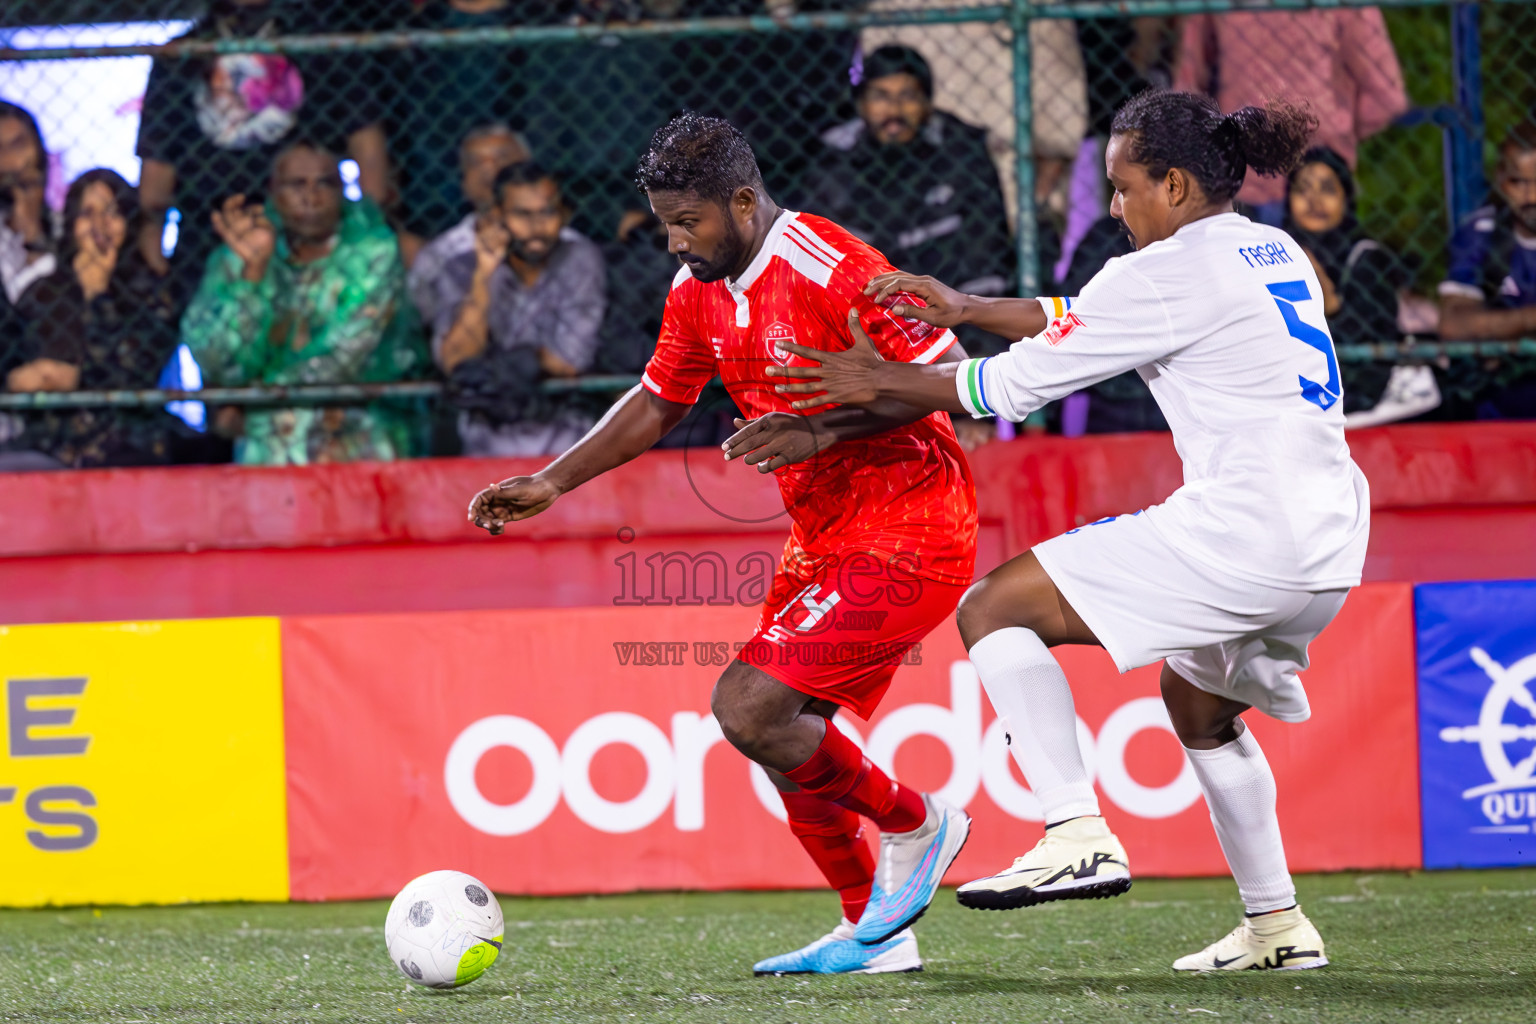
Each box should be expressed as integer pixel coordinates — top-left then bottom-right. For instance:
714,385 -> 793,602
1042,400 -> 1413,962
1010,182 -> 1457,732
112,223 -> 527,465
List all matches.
1112,90 -> 1318,204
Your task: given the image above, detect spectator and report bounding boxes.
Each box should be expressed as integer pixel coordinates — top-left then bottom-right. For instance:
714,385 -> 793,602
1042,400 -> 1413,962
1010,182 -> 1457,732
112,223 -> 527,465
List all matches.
678,0 -> 863,210
408,124 -> 531,327
433,161 -> 606,457
181,141 -> 424,466
800,45 -> 1013,354
0,101 -> 55,362
393,0 -> 676,244
0,100 -> 57,464
515,2 -> 677,241
3,170 -> 218,469
595,212 -> 676,376
1175,8 -> 1408,222
861,0 -> 1088,220
1284,148 -> 1403,348
136,0 -> 391,287
593,211 -> 744,449
1283,147 -> 1440,425
389,0 -> 565,244
1437,118 -> 1536,419
1080,18 -> 1170,140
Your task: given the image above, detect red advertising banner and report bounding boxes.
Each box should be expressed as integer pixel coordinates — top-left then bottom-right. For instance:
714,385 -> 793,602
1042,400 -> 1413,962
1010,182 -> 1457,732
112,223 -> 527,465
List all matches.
4,423 -> 1534,628
281,583 -> 1420,901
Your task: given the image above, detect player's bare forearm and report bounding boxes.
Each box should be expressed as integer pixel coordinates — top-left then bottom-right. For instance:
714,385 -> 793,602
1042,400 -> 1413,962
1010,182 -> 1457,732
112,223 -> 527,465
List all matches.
469,386 -> 690,534
768,312 -> 968,417
773,357 -> 964,416
722,402 -> 924,473
865,272 -> 1048,341
538,386 -> 689,493
810,398 -> 928,442
804,341 -> 964,440
864,360 -> 968,415
954,295 -> 1048,341
724,396 -> 942,473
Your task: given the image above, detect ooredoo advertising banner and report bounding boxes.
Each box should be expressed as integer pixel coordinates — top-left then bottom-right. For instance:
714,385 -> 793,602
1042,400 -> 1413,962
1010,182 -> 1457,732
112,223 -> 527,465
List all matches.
1416,580 -> 1536,869
0,618 -> 289,907
281,583 -> 1419,902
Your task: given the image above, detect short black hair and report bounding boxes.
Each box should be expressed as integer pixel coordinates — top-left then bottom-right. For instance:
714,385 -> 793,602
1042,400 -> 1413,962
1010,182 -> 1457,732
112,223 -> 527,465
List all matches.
1500,117 -> 1536,161
493,160 -> 560,204
1289,146 -> 1355,203
855,45 -> 933,100
271,137 -> 338,179
1111,90 -> 1317,204
495,160 -> 556,190
0,98 -> 47,177
460,122 -> 529,164
635,112 -> 765,207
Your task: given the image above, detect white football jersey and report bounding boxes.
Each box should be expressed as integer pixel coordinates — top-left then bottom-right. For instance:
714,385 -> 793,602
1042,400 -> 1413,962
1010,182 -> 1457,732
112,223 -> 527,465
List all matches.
957,212 -> 1370,591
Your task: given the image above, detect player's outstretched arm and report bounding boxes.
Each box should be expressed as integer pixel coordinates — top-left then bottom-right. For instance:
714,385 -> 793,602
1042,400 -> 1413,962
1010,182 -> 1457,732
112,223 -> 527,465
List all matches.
768,311 -> 967,416
865,272 -> 1049,341
722,345 -> 964,472
468,385 -> 691,535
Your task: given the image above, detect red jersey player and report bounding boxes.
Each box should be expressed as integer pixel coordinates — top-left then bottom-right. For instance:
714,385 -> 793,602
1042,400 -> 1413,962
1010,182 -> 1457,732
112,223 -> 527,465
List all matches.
468,114 -> 978,976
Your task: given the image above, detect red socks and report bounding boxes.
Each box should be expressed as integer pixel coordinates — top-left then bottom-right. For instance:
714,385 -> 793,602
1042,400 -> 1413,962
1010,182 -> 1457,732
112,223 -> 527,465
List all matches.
779,791 -> 875,923
783,724 -> 927,834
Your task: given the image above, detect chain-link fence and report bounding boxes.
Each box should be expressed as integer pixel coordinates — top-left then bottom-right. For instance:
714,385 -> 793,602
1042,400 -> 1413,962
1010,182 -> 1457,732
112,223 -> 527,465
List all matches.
0,0 -> 1533,467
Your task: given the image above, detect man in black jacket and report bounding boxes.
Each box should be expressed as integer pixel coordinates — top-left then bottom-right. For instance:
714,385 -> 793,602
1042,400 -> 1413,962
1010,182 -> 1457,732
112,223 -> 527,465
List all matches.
798,45 -> 1014,354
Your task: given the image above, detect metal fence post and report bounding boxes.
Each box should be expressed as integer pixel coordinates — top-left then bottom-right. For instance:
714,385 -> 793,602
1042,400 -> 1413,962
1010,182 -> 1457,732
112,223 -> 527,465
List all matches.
1450,2 -> 1487,227
1012,0 -> 1039,297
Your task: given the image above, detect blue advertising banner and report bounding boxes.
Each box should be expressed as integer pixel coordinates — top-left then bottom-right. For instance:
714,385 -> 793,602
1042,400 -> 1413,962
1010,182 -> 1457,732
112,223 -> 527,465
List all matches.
1417,581 -> 1536,869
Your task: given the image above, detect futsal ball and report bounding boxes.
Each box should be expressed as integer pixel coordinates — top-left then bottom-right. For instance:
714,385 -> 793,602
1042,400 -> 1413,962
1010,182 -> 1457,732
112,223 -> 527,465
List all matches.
384,869 -> 505,988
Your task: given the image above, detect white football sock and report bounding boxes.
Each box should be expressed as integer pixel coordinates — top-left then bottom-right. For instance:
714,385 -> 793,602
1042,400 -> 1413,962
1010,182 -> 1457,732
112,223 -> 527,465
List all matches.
968,627 -> 1100,822
1183,727 -> 1297,914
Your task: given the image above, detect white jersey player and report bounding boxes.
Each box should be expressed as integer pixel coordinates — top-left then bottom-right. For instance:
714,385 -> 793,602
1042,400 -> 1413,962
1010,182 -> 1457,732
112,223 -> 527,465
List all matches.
762,89 -> 1356,972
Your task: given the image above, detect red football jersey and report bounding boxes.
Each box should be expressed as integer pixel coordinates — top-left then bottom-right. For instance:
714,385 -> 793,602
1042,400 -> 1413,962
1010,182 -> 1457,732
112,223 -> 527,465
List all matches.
642,211 -> 978,586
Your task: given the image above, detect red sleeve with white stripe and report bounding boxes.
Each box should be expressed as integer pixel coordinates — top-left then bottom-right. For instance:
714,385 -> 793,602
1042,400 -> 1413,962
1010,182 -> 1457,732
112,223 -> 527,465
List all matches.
826,249 -> 957,365
640,278 -> 717,406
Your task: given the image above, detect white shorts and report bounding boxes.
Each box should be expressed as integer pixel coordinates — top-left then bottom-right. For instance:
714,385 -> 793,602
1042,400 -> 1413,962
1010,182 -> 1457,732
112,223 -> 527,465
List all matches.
1032,511 -> 1350,723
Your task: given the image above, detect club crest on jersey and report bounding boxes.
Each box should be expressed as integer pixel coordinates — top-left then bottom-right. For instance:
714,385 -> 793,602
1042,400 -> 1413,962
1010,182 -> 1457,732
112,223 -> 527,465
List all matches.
1045,311 -> 1084,346
765,320 -> 796,364
886,293 -> 938,339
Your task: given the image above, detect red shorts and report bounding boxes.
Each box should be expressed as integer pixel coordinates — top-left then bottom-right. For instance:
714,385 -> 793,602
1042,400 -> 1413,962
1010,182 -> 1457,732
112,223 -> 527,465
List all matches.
737,555 -> 967,719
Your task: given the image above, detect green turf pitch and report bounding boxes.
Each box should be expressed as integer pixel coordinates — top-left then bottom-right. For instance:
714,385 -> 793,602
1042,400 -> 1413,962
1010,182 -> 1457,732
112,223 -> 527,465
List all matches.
2,871 -> 1534,1023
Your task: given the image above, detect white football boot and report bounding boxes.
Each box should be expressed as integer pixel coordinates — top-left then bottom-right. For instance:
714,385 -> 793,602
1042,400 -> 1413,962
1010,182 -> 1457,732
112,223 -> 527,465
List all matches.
955,815 -> 1131,910
1173,906 -> 1328,972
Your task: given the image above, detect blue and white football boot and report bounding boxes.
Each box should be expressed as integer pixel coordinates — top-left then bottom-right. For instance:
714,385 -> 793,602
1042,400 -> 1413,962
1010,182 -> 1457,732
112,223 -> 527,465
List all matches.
752,919 -> 921,976
854,793 -> 971,945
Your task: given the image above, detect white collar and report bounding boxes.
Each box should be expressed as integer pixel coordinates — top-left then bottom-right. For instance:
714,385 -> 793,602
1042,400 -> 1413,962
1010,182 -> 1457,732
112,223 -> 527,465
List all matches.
727,209 -> 794,294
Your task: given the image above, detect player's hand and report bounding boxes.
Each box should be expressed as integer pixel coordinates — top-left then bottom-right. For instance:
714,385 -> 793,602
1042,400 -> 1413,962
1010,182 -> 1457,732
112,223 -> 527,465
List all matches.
721,412 -> 830,473
864,272 -> 968,328
766,310 -> 885,410
467,475 -> 562,535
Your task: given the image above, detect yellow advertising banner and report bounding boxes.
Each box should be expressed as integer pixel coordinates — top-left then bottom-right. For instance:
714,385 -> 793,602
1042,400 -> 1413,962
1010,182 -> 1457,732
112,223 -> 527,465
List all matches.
0,618 -> 288,906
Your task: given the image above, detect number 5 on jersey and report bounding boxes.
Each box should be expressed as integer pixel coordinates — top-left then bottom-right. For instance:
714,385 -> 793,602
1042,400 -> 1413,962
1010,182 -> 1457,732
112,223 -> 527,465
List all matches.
1266,280 -> 1341,411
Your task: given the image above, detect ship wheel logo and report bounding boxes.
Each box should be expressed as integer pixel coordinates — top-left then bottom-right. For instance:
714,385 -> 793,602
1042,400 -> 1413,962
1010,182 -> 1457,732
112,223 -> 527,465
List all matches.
1438,648 -> 1536,826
